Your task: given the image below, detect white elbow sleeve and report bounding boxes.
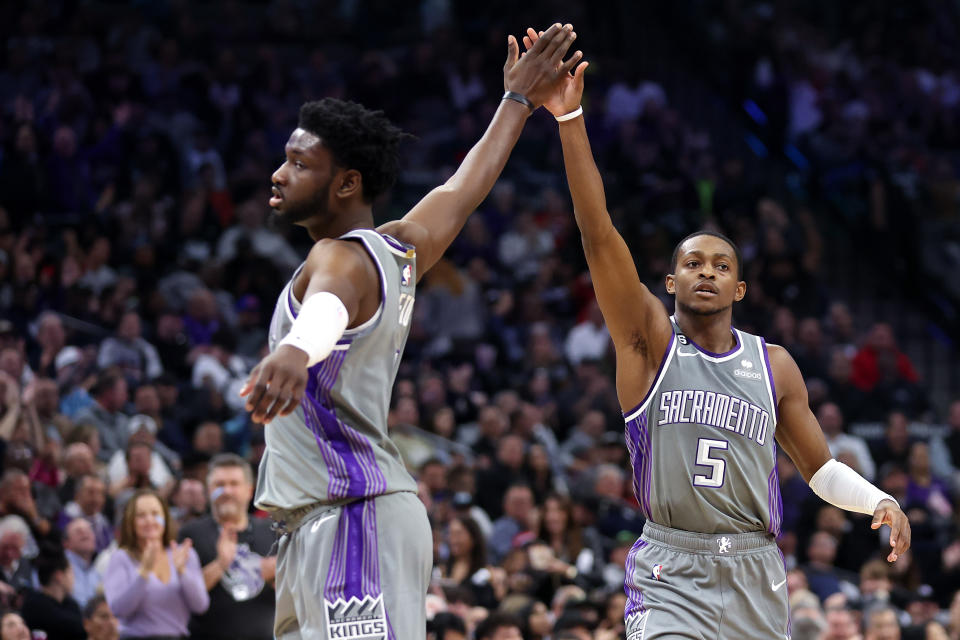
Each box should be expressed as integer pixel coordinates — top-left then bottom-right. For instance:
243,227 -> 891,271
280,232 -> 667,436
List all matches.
808,458 -> 897,516
279,291 -> 349,367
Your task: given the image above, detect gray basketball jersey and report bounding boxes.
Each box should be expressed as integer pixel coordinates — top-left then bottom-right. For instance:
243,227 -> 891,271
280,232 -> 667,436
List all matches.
624,317 -> 782,535
255,229 -> 419,512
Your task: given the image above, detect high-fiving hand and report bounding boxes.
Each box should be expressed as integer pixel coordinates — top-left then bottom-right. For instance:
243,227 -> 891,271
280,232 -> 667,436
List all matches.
503,23 -> 584,110
521,27 -> 589,117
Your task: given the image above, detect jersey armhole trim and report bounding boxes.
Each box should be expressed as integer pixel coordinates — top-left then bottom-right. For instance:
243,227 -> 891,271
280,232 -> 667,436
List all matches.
340,235 -> 386,339
623,332 -> 676,422
760,337 -> 778,421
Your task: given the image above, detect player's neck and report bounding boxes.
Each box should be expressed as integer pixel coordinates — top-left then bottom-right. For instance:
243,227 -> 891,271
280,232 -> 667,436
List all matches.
304,205 -> 374,241
674,309 -> 737,354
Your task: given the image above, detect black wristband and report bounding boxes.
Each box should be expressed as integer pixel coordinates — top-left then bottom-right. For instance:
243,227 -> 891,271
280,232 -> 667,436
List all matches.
502,90 -> 534,112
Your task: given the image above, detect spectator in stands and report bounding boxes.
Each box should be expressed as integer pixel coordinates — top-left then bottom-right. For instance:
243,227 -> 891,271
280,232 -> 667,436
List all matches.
802,531 -> 858,602
905,442 -> 953,518
74,371 -> 129,462
103,489 -> 209,637
489,484 -> 535,564
0,515 -> 33,594
97,311 -> 163,385
106,415 -> 175,493
818,402 -> 877,480
62,518 -> 101,608
443,515 -> 498,610
474,612 -> 523,640
563,300 -> 609,366
81,594 -> 119,640
864,606 -> 901,640
0,470 -> 52,540
0,612 -> 31,640
20,544 -> 85,639
30,312 -> 67,381
851,324 -> 919,393
59,474 -> 112,553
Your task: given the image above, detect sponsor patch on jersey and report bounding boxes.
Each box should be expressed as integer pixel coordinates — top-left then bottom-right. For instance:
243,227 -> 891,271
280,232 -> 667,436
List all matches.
740,359 -> 753,369
400,264 -> 412,286
651,564 -> 663,580
324,595 -> 387,640
734,367 -> 762,379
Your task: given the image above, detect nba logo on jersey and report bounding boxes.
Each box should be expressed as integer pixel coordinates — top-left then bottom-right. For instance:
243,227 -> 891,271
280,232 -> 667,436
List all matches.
718,537 -> 732,554
651,564 -> 663,580
324,595 -> 387,640
400,264 -> 412,286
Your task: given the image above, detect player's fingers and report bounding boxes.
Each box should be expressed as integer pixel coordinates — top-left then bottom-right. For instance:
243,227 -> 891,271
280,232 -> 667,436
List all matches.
278,393 -> 301,417
504,35 -> 519,70
251,375 -> 282,423
529,23 -> 562,55
522,35 -> 533,51
551,29 -> 577,65
245,369 -> 270,413
894,517 -> 911,557
543,24 -> 574,61
239,365 -> 260,397
559,50 -> 584,75
573,60 -> 589,85
262,388 -> 291,424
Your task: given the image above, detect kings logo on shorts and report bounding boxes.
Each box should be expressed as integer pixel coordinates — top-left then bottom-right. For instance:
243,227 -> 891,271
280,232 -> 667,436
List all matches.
324,594 -> 388,640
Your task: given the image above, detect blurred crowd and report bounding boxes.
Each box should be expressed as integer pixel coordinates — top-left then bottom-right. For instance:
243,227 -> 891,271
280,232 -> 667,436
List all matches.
0,1 -> 958,639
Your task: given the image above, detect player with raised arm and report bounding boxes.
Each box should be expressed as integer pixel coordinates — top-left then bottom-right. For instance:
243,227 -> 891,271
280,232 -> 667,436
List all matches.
238,23 -> 582,640
522,28 -> 911,640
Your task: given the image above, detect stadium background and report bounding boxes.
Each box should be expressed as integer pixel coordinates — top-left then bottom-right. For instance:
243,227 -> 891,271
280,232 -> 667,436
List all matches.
0,0 -> 958,638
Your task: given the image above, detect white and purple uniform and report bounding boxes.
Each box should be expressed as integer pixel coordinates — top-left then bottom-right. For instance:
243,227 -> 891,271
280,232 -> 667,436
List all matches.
623,317 -> 790,639
257,229 -> 431,640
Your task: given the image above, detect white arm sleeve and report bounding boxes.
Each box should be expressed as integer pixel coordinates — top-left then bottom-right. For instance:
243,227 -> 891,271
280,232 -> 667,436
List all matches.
807,458 -> 897,515
278,291 -> 349,367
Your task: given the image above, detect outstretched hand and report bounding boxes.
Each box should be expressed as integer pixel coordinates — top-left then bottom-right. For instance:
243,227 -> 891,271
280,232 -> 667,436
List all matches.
503,23 -> 583,110
871,498 -> 911,563
239,345 -> 309,424
521,27 -> 589,117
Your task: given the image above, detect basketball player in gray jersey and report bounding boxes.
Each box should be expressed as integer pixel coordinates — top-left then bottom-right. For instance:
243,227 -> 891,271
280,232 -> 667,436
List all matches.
238,24 -> 582,640
522,29 -> 911,639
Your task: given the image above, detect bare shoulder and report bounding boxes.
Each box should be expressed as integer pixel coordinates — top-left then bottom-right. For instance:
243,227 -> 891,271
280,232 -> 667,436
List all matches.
763,342 -> 805,397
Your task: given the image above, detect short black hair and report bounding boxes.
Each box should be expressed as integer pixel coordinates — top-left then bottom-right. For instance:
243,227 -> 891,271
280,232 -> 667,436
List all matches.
297,98 -> 409,203
83,594 -> 108,619
35,543 -> 69,586
475,612 -> 522,640
671,230 -> 744,279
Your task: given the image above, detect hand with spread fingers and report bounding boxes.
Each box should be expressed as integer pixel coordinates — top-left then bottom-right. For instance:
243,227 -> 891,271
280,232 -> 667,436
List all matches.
503,22 -> 583,110
239,344 -> 309,424
871,498 -> 911,563
521,27 -> 589,117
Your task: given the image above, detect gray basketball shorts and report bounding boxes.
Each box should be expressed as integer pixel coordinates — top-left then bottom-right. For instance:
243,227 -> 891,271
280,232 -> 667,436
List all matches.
624,522 -> 790,640
274,491 -> 432,640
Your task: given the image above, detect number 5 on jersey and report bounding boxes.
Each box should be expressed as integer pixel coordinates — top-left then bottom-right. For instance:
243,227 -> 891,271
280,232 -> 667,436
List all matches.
693,438 -> 728,488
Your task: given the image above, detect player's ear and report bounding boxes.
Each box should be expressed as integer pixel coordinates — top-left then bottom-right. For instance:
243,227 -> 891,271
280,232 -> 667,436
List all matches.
336,169 -> 363,200
734,280 -> 746,302
665,274 -> 676,295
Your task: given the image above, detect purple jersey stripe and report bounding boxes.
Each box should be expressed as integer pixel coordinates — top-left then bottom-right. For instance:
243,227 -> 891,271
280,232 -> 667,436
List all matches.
325,509 -> 348,601
624,423 -> 644,517
622,333 -> 676,418
638,413 -> 653,518
624,539 -> 647,619
343,501 -> 365,599
760,338 -> 778,415
380,232 -> 412,253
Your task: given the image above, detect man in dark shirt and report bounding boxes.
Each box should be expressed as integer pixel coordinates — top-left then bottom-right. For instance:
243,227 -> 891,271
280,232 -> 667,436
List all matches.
20,545 -> 85,640
179,453 -> 276,640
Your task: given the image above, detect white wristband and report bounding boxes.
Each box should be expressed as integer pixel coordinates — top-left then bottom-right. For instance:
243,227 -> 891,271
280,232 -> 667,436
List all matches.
808,459 -> 897,516
278,291 -> 349,367
555,106 -> 583,122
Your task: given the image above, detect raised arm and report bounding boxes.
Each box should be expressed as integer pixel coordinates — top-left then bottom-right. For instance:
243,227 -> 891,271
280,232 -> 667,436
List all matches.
381,23 -> 582,277
525,29 -> 671,408
770,344 -> 911,562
